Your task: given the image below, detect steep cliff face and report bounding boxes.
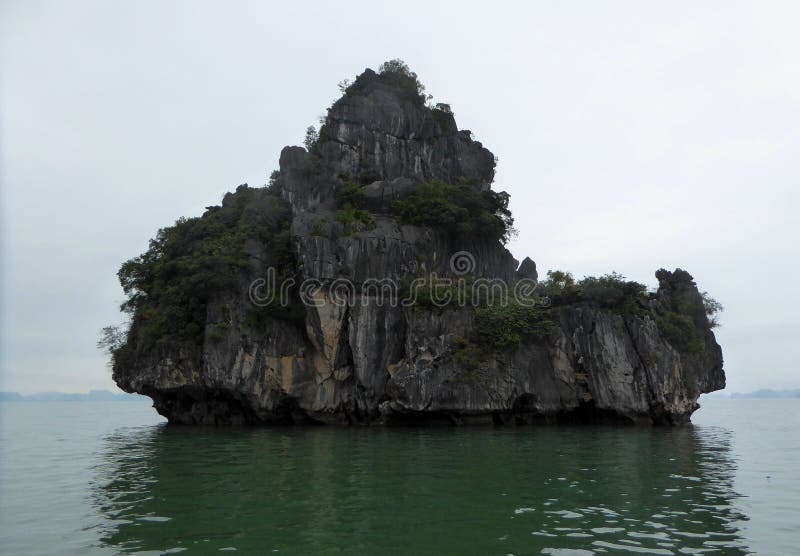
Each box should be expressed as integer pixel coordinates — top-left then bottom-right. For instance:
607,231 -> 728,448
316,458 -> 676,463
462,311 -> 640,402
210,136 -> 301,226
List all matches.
111,64 -> 724,425
280,67 -> 495,214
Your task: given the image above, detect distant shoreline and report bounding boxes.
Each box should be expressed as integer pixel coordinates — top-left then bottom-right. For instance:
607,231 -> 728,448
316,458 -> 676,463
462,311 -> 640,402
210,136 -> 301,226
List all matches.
0,390 -> 150,402
3,390 -> 797,402
704,389 -> 800,399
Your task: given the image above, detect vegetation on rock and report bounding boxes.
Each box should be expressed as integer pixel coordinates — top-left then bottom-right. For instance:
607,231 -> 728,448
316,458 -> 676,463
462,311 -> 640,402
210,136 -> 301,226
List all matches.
537,269 -> 723,354
335,181 -> 374,233
109,184 -> 297,369
656,311 -> 705,353
376,58 -> 430,104
701,291 -> 724,328
391,180 -> 515,244
303,126 -> 318,150
538,270 -> 649,314
454,299 -> 552,369
473,301 -> 552,350
335,181 -> 368,209
337,204 -> 375,234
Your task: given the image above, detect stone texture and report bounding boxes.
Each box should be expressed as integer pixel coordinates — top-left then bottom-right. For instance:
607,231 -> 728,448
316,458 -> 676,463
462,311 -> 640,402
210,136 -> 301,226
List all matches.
517,257 -> 538,282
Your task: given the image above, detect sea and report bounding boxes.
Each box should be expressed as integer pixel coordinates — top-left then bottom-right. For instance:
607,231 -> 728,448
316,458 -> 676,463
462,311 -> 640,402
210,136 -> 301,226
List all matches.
0,397 -> 798,555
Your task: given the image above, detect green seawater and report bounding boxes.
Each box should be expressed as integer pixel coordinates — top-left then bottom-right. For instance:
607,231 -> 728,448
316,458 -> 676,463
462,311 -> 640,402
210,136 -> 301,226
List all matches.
1,399 -> 798,555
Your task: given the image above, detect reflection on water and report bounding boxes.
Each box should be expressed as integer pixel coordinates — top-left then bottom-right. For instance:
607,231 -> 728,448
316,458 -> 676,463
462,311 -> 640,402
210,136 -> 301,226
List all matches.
92,425 -> 748,554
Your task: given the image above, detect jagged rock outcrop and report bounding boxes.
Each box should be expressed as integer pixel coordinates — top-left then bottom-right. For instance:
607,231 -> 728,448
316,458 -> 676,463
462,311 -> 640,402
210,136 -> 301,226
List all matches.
112,65 -> 724,425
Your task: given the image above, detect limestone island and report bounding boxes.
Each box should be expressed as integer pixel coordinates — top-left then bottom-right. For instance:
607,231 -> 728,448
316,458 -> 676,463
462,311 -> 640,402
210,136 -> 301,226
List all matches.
106,61 -> 725,425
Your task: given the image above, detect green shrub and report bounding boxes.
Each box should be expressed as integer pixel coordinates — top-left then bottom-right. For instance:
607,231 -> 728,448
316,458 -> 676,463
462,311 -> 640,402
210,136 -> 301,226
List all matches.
546,270 -> 575,289
577,272 -> 648,314
391,180 -> 515,244
537,270 -> 580,303
337,203 -> 375,234
473,301 -> 552,351
333,180 -> 374,235
454,300 -> 552,369
657,311 -> 704,354
336,181 -> 367,209
538,270 -> 648,314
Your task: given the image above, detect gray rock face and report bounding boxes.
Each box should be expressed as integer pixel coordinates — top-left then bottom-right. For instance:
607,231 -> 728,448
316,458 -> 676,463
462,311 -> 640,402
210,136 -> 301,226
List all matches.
320,69 -> 495,187
283,68 -> 496,214
517,257 -> 538,282
113,67 -> 724,425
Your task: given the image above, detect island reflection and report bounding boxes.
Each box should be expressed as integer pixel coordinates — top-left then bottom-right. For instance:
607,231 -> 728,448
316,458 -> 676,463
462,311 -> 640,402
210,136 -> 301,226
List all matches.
92,425 -> 748,554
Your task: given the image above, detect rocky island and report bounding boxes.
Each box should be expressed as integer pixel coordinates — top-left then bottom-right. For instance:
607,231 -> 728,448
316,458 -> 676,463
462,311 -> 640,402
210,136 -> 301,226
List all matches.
107,61 -> 724,425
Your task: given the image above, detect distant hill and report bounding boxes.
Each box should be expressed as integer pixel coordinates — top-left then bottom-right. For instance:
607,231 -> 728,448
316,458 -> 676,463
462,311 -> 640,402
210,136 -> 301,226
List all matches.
0,390 -> 149,402
729,389 -> 800,399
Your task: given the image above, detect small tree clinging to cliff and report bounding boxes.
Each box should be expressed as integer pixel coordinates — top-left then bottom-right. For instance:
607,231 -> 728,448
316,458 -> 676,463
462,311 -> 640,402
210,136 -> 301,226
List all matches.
701,291 -> 723,328
97,325 -> 126,356
303,126 -> 318,150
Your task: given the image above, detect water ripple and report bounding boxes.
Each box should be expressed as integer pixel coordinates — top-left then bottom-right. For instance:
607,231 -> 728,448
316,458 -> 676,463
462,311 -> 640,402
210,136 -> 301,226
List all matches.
3,399 -> 800,554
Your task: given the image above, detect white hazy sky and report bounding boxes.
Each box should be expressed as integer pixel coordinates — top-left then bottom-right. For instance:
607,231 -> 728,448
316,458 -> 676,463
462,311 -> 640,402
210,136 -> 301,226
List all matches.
1,1 -> 798,394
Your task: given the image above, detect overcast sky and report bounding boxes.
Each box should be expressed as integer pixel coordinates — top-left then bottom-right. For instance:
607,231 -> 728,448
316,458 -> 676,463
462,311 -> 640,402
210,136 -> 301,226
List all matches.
1,1 -> 798,394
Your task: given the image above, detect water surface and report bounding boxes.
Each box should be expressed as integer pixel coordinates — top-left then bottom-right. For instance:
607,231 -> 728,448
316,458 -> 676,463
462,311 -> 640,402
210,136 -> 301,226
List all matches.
1,399 -> 798,554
